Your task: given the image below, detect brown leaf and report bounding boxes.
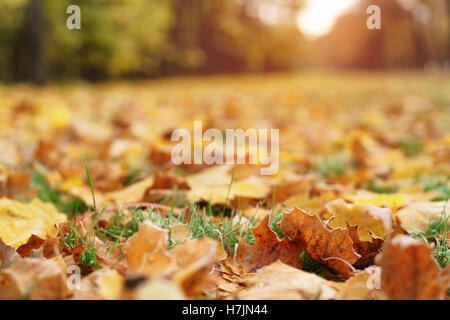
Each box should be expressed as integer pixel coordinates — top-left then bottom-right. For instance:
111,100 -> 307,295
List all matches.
126,221 -> 168,273
0,258 -> 66,299
171,238 -> 220,296
72,269 -> 124,300
0,238 -> 20,269
16,235 -> 45,257
337,266 -> 384,300
347,223 -> 384,268
229,215 -> 304,274
280,208 -> 360,278
238,261 -> 338,300
378,234 -> 449,300
125,222 -> 219,297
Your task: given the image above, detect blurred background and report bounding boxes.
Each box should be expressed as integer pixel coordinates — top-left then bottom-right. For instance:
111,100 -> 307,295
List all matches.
0,0 -> 449,84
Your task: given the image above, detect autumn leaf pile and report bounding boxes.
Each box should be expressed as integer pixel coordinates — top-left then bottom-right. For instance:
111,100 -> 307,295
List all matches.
0,73 -> 449,300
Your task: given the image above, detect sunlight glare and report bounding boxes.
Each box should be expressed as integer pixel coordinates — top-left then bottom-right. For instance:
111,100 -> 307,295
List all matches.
296,0 -> 358,38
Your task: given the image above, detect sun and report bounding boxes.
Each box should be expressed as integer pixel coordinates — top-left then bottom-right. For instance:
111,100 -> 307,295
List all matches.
296,0 -> 358,38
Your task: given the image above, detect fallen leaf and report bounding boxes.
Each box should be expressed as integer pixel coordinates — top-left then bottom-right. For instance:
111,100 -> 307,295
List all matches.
0,198 -> 66,248
0,258 -> 66,299
135,279 -> 187,300
378,234 -> 449,300
169,224 -> 190,243
186,165 -> 270,205
0,238 -> 20,269
229,215 -> 303,274
337,266 -> 383,300
106,176 -> 154,205
126,222 -> 219,297
73,269 -> 124,300
171,238 -> 220,296
126,221 -> 168,273
396,201 -> 448,233
325,199 -> 393,240
16,235 -> 45,257
346,224 -> 384,268
280,208 -> 360,278
239,261 -> 338,300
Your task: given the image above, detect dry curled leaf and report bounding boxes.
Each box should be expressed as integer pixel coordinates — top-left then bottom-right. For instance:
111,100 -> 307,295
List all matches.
378,234 -> 450,300
346,223 -> 384,268
325,199 -> 393,240
0,258 -> 66,300
126,221 -> 219,297
229,215 -> 304,274
16,234 -> 45,257
280,208 -> 360,278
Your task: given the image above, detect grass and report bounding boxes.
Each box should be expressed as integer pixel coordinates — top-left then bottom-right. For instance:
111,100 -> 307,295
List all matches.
123,168 -> 141,186
424,180 -> 450,202
269,208 -> 285,240
399,138 -> 423,158
412,201 -> 449,268
59,159 -> 259,273
365,182 -> 399,194
95,204 -> 257,253
317,158 -> 346,179
60,160 -> 103,273
299,250 -> 340,280
30,169 -> 87,214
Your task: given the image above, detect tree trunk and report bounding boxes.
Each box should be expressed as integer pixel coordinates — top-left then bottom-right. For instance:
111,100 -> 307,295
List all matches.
15,0 -> 47,84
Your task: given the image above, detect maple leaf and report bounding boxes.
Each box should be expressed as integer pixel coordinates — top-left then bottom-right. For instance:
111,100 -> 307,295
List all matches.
280,208 -> 360,278
228,215 -> 304,274
325,199 -> 393,240
346,223 -> 384,268
125,221 -> 220,297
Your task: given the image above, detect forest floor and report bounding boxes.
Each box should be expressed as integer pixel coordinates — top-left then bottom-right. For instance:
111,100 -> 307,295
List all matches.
0,71 -> 449,300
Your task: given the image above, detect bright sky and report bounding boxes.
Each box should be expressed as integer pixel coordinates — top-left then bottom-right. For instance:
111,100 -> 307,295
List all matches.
296,0 -> 358,38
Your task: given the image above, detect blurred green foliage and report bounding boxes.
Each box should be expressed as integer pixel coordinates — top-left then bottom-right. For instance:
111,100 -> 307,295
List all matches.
42,0 -> 175,80
0,0 -> 448,82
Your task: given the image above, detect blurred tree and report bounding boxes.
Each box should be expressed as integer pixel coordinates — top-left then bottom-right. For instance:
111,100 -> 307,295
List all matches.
1,0 -> 174,82
1,0 -> 447,82
312,0 -> 449,69
170,0 -> 304,73
0,0 -> 28,82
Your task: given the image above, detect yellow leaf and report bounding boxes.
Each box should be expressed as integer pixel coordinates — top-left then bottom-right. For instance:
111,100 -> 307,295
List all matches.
106,176 -> 154,205
0,198 -> 66,248
325,199 -> 393,241
169,224 -> 189,243
186,166 -> 270,205
396,201 -> 448,233
347,193 -> 406,211
136,279 -> 186,300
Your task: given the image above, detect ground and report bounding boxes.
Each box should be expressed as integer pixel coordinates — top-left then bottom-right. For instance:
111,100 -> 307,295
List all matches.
0,71 -> 449,300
